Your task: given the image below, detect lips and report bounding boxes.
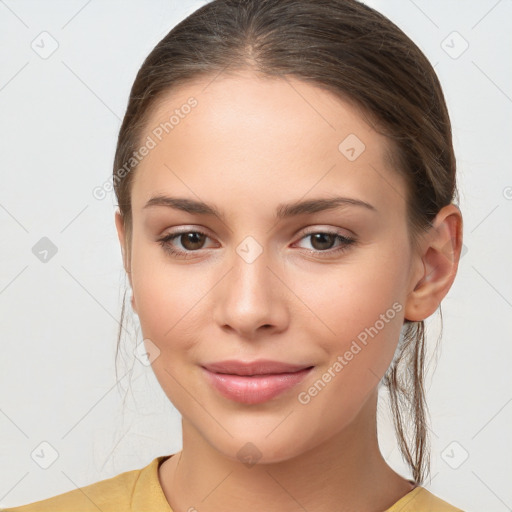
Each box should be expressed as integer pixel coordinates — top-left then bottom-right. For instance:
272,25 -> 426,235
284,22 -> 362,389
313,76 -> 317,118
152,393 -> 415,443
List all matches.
202,359 -> 312,376
201,359 -> 314,404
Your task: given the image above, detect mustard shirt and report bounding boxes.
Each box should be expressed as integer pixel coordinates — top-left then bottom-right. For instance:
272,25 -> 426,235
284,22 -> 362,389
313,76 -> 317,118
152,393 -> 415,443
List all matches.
2,454 -> 464,512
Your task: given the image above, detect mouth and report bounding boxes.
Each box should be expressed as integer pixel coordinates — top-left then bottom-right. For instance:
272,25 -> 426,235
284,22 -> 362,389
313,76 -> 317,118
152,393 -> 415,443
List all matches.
201,360 -> 314,404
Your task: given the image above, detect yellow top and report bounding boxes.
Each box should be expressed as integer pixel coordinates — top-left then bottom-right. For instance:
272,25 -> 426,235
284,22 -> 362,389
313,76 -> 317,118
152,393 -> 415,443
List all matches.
2,454 -> 464,512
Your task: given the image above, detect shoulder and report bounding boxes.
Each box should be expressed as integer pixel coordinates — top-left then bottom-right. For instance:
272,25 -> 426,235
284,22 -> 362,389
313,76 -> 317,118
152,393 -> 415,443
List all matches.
386,486 -> 465,512
1,456 -> 171,512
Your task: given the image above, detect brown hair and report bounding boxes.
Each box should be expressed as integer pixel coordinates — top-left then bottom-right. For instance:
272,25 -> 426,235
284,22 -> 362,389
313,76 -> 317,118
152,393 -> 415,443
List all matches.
113,0 -> 458,485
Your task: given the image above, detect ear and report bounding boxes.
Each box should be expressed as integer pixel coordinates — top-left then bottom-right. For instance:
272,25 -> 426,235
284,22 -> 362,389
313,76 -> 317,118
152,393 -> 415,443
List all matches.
404,204 -> 463,322
114,210 -> 137,313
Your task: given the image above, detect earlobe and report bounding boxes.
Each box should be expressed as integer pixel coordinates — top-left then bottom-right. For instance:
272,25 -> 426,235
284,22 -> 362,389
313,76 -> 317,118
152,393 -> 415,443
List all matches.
404,204 -> 463,322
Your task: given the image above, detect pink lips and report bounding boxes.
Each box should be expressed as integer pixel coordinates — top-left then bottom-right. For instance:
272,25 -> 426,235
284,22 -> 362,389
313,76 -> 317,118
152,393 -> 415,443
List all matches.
202,360 -> 314,404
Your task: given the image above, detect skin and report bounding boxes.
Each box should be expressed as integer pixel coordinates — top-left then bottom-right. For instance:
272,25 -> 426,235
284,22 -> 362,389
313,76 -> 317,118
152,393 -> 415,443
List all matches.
115,70 -> 463,512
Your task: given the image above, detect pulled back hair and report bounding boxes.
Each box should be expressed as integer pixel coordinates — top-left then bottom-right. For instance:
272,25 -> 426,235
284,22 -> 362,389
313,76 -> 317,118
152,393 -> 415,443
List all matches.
113,0 -> 458,485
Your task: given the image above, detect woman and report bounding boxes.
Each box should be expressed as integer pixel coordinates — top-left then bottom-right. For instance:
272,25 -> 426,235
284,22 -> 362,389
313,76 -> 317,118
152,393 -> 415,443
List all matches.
3,0 -> 465,510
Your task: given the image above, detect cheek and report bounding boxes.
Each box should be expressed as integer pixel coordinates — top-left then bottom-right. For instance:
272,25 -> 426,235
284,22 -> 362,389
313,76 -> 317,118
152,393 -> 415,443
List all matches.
292,268 -> 406,437
129,241 -> 197,345
129,252 -> 206,405
296,248 -> 407,347
290,244 -> 409,415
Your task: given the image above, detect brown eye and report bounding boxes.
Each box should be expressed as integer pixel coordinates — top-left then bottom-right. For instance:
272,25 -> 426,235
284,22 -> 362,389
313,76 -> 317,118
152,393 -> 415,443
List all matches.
295,230 -> 356,258
157,229 -> 213,258
179,232 -> 207,251
308,233 -> 338,251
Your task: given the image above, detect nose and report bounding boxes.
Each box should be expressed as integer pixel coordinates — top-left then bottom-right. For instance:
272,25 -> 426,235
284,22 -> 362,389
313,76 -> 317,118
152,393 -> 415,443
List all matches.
213,246 -> 289,340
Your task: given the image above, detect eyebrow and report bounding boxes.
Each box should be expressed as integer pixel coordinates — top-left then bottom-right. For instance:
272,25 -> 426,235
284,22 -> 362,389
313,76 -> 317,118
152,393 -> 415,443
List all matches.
143,195 -> 377,219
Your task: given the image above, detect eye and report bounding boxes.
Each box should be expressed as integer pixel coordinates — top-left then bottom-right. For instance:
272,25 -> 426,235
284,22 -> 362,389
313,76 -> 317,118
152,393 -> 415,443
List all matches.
294,230 -> 356,257
157,229 -> 215,259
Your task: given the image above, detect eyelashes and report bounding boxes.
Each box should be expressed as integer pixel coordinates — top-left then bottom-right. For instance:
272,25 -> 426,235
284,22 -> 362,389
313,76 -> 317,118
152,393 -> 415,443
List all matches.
158,230 -> 212,258
157,229 -> 357,260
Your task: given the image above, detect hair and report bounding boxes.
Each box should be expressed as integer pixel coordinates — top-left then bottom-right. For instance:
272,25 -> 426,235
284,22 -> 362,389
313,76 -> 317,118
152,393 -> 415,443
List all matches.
112,0 -> 458,485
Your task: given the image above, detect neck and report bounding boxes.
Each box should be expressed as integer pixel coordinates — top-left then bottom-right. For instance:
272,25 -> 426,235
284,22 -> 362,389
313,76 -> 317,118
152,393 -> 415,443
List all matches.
159,390 -> 416,512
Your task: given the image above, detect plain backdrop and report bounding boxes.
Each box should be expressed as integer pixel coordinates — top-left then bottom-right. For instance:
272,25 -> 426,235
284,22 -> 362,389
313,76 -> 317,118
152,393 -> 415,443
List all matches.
0,1 -> 511,510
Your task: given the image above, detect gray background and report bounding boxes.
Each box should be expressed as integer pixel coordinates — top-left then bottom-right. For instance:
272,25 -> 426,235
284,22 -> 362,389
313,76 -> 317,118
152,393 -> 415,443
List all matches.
0,1 -> 511,510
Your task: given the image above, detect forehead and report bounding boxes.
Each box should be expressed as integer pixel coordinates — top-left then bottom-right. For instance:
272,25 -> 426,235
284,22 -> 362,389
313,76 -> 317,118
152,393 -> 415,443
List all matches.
142,71 -> 382,156
131,71 -> 407,220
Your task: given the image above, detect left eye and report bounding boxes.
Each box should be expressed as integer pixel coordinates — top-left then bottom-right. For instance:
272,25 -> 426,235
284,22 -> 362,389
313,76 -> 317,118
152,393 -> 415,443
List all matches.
295,231 -> 355,253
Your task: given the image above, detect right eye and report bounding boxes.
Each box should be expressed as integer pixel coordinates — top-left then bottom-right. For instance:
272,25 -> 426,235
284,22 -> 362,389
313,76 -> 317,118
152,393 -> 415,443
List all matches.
157,229 -> 216,258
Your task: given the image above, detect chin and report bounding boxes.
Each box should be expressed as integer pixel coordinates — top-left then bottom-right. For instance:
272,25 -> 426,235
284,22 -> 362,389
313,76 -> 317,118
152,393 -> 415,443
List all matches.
205,428 -> 324,467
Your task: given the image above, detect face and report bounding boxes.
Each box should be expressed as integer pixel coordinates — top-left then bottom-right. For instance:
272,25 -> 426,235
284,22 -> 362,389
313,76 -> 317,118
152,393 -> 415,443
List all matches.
116,71 -> 423,463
